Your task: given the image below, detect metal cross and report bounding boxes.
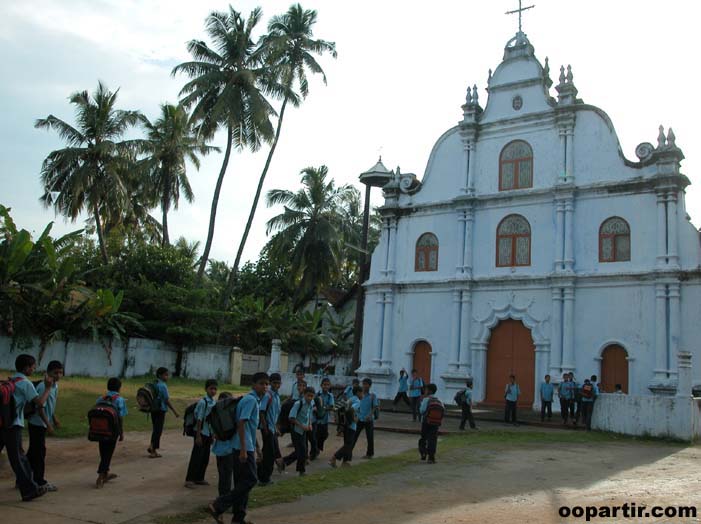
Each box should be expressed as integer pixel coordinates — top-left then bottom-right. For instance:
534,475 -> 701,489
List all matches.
505,0 -> 535,33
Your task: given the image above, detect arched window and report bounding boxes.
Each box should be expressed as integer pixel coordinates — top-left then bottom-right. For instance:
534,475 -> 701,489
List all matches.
496,215 -> 531,267
599,217 -> 631,262
499,140 -> 533,191
415,233 -> 439,272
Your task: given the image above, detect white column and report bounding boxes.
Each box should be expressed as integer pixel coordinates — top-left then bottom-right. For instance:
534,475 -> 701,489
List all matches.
656,191 -> 667,267
667,192 -> 679,268
464,207 -> 474,277
534,344 -> 550,409
668,282 -> 681,378
558,129 -> 567,181
550,287 -> 563,376
380,291 -> 394,366
364,292 -> 384,368
459,289 -> 472,374
555,200 -> 565,272
564,199 -> 575,272
472,343 -> 488,402
467,142 -> 476,194
448,290 -> 462,371
387,217 -> 398,279
462,141 -> 470,192
565,128 -> 575,183
457,210 -> 467,275
562,285 -> 575,371
676,352 -> 692,398
267,339 -> 282,374
653,283 -> 668,381
381,218 -> 391,276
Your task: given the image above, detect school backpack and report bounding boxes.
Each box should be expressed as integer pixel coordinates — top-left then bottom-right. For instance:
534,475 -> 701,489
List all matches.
208,396 -> 242,440
581,383 -> 594,399
371,393 -> 380,420
336,398 -> 358,427
136,383 -> 161,414
0,377 -> 22,429
277,398 -> 296,434
183,401 -> 199,437
424,397 -> 445,426
313,395 -> 326,421
87,395 -> 122,442
454,389 -> 467,406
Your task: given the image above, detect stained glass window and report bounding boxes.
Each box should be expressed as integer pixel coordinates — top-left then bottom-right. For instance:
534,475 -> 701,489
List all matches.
416,233 -> 439,272
600,217 -> 630,262
496,215 -> 531,267
500,140 -> 533,191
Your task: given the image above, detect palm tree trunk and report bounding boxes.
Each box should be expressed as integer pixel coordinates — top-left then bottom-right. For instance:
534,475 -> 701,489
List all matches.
197,125 -> 234,281
93,204 -> 109,264
162,197 -> 170,247
221,97 -> 289,307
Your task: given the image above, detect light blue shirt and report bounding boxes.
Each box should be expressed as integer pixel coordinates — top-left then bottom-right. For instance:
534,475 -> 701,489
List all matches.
559,380 -> 574,400
540,382 -> 554,402
291,380 -> 305,401
505,383 -> 520,402
289,398 -> 313,435
358,392 -> 379,421
212,437 -> 234,457
347,395 -> 361,431
398,375 -> 409,393
316,391 -> 334,425
461,387 -> 473,405
260,389 -> 281,431
233,391 -> 260,452
155,380 -> 170,412
409,377 -> 424,398
29,382 -> 59,428
343,385 -> 354,398
11,373 -> 38,427
194,395 -> 216,437
99,391 -> 128,417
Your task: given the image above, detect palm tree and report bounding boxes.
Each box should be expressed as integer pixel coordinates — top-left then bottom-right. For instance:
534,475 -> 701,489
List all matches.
222,3 -> 336,307
35,82 -> 143,263
172,6 -> 288,280
140,103 -> 219,246
265,165 -> 355,306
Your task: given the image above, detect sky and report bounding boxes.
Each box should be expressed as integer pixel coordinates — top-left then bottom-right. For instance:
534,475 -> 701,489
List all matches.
1,0 -> 699,266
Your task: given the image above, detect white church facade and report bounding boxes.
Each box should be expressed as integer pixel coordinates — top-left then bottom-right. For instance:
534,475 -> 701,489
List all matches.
356,30 -> 701,408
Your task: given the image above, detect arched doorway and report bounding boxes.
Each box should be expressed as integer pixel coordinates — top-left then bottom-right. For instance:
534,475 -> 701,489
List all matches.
485,319 -> 535,406
600,344 -> 628,393
412,341 -> 432,384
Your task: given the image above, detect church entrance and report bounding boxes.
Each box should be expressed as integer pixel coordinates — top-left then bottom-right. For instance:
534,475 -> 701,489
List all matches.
600,344 -> 628,393
485,319 -> 535,407
412,340 -> 432,384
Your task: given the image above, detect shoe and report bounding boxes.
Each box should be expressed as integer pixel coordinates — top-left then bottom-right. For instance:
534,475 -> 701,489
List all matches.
105,473 -> 118,482
194,480 -> 210,486
420,454 -> 427,461
427,458 -> 436,464
206,503 -> 224,524
183,481 -> 196,489
22,485 -> 48,502
96,474 -> 106,489
43,483 -> 58,492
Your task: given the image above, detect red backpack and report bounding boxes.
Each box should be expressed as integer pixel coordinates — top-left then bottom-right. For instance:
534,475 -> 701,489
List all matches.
425,397 -> 445,426
0,377 -> 22,429
88,394 -> 122,442
581,383 -> 594,399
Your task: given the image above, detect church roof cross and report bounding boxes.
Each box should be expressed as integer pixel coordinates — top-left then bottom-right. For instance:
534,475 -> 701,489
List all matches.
505,0 -> 535,34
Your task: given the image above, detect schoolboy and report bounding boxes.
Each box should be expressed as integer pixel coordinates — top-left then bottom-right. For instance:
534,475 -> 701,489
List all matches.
315,377 -> 335,453
184,379 -> 217,488
149,367 -> 179,458
559,373 -> 573,424
580,378 -> 597,430
291,369 -> 306,400
539,374 -> 554,422
418,383 -> 443,464
1,354 -> 53,501
504,374 -> 520,425
329,385 -> 363,468
570,372 -> 581,426
208,372 -> 269,524
393,369 -> 410,409
408,369 -> 425,422
338,378 -> 360,436
212,392 -> 234,496
96,377 -> 127,488
27,360 -> 63,491
354,378 -> 379,459
457,379 -> 477,430
258,372 -> 282,486
284,386 -> 315,476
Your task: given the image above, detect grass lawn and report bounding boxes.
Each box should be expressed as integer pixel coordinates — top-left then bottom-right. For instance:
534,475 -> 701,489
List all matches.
0,370 -> 249,439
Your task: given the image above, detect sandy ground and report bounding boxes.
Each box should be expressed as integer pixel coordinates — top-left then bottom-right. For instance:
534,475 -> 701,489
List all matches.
1,421 -> 700,524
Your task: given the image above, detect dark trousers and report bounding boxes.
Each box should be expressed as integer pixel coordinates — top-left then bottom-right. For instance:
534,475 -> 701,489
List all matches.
27,423 -> 47,486
504,400 -> 517,423
150,410 -> 166,450
284,431 -> 308,473
307,422 -> 319,459
98,439 -> 117,474
316,423 -> 329,452
185,435 -> 212,482
418,422 -> 439,460
459,405 -> 476,429
581,401 -> 594,430
560,398 -> 570,422
213,451 -> 257,523
216,454 -> 234,496
541,401 -> 553,421
410,396 -> 421,421
334,425 -> 356,463
1,426 -> 38,498
353,420 -> 375,457
574,400 -> 582,423
257,430 -> 279,483
393,392 -> 410,407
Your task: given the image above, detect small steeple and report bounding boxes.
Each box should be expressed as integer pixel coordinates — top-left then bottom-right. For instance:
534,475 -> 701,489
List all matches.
543,57 -> 553,88
556,64 -> 579,106
472,84 -> 479,105
667,128 -> 676,148
657,125 -> 667,148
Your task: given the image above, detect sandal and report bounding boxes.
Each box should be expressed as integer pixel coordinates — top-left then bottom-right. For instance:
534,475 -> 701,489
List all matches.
206,503 -> 224,524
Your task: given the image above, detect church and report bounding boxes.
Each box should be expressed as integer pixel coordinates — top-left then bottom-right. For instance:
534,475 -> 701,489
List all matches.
356,25 -> 701,408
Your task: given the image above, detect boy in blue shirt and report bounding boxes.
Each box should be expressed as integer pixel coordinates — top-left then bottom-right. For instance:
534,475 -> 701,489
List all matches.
504,374 -> 520,425
184,379 -> 217,488
393,369 -> 411,409
315,377 -> 335,453
291,369 -> 306,400
329,385 -> 363,468
208,372 -> 269,524
419,383 -> 443,463
212,392 -> 234,496
540,374 -> 554,422
408,369 -> 425,422
457,379 -> 476,430
354,378 -> 379,459
1,354 -> 54,501
148,367 -> 179,459
96,377 -> 128,489
27,360 -> 63,492
558,372 -> 572,424
338,378 -> 360,436
580,378 -> 598,430
258,372 -> 282,486
283,386 -> 315,476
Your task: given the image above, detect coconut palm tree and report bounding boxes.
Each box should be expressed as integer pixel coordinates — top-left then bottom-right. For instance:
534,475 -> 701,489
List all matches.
222,3 -> 336,307
172,6 -> 288,280
35,82 -> 143,264
265,165 -> 355,306
139,103 -> 219,246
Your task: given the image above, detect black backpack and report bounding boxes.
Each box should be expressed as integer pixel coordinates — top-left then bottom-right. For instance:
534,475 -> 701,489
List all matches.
136,383 -> 160,413
454,389 -> 467,406
313,395 -> 326,421
277,398 -> 296,434
88,395 -> 122,442
208,396 -> 242,440
182,401 -> 199,437
335,398 -> 358,428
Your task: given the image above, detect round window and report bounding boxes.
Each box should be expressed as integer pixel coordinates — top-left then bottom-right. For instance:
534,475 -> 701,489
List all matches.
512,95 -> 523,111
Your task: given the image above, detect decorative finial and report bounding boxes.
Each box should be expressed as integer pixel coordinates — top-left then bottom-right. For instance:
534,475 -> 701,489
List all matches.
396,165 -> 401,176
472,84 -> 479,105
544,57 -> 550,76
488,68 -> 493,83
566,65 -> 573,83
657,125 -> 667,148
559,65 -> 566,85
466,86 -> 472,105
667,128 -> 676,147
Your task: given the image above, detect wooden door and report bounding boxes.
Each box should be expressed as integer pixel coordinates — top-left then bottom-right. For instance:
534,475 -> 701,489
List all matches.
601,345 -> 628,393
413,341 -> 432,384
485,319 -> 535,406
